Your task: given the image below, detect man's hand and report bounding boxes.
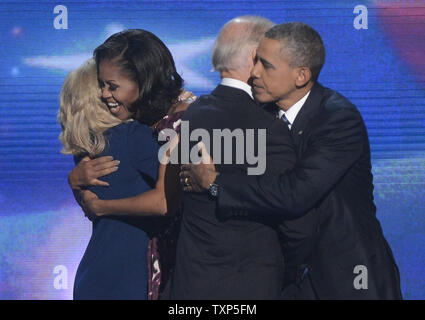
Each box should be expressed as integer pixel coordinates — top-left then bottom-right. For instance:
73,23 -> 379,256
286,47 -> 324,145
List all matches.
180,142 -> 218,193
81,190 -> 103,217
168,89 -> 197,114
68,156 -> 119,190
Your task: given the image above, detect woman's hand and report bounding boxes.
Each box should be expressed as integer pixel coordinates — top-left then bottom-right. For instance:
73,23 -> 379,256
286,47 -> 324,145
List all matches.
68,156 -> 120,190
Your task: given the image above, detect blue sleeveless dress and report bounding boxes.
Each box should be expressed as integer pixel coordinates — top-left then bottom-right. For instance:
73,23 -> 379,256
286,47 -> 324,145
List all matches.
73,121 -> 159,300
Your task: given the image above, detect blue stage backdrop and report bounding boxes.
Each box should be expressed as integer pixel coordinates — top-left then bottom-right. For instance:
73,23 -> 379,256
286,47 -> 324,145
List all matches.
0,0 -> 424,300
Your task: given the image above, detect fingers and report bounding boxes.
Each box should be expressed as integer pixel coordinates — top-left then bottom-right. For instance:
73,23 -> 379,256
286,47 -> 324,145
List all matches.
196,141 -> 213,165
180,164 -> 192,172
91,156 -> 118,171
88,157 -> 119,180
178,90 -> 191,101
179,168 -> 190,185
179,166 -> 201,193
95,164 -> 119,178
89,178 -> 110,187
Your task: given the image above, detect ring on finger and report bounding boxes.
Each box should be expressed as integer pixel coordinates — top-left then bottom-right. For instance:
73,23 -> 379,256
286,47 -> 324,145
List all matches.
184,177 -> 190,186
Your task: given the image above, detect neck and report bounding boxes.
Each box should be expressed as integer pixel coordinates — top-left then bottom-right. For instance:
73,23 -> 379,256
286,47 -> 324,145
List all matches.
220,70 -> 250,84
276,82 -> 314,111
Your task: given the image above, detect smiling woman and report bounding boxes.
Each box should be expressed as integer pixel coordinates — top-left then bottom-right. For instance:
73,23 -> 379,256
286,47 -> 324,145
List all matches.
93,29 -> 184,126
97,59 -> 138,120
58,29 -> 189,300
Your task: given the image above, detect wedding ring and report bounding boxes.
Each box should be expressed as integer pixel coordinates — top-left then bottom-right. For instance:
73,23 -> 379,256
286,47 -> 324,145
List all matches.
184,177 -> 190,186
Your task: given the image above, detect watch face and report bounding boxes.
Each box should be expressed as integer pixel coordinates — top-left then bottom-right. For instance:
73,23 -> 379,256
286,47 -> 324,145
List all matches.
209,183 -> 219,197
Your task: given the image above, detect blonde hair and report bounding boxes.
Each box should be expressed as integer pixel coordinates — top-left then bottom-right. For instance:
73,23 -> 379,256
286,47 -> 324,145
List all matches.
58,59 -> 122,157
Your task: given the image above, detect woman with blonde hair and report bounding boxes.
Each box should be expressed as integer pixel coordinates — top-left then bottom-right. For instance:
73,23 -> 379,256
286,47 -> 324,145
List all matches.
59,58 -> 123,158
59,29 -> 189,300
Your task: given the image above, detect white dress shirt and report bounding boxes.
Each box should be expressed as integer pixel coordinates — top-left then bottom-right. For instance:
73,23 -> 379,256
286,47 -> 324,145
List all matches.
221,78 -> 253,99
277,91 -> 311,130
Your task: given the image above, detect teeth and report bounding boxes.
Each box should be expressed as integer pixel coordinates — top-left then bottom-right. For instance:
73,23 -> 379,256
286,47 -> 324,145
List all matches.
108,103 -> 119,107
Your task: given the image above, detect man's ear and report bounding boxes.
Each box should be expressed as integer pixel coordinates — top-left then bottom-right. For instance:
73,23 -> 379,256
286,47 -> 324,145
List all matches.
251,46 -> 258,61
295,67 -> 312,87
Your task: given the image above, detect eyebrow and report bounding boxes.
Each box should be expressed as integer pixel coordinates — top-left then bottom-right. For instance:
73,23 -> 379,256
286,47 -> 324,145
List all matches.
99,79 -> 118,85
260,57 -> 274,69
256,54 -> 275,69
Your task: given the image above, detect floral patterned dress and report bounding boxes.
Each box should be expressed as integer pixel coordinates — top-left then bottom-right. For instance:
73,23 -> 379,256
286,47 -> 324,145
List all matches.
148,111 -> 184,300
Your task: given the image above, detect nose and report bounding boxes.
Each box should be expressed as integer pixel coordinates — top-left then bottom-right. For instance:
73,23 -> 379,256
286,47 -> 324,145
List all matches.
250,60 -> 260,79
101,87 -> 112,100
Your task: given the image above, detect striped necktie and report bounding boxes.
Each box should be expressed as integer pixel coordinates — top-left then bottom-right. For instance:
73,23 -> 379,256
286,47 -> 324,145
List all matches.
277,110 -> 292,130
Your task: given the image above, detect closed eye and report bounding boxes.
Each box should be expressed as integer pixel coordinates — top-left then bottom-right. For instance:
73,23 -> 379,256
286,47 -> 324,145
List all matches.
260,58 -> 274,69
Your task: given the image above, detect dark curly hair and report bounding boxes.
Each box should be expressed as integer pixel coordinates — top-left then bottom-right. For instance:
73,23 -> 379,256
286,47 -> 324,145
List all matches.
94,29 -> 183,126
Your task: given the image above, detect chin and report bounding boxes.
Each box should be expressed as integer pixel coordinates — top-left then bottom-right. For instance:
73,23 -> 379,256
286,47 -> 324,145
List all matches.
253,93 -> 272,104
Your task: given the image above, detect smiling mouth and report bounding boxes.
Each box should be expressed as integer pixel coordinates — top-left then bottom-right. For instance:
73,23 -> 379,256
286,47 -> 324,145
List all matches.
106,102 -> 122,115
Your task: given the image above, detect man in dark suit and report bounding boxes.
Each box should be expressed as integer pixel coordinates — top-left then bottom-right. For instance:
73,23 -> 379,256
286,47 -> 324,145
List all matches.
170,16 -> 297,299
180,22 -> 402,299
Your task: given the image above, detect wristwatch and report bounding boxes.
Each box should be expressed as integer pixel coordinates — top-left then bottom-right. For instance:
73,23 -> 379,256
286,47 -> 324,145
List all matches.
208,182 -> 219,198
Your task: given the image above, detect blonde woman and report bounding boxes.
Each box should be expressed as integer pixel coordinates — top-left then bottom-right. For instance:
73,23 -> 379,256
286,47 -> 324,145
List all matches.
59,30 -> 187,300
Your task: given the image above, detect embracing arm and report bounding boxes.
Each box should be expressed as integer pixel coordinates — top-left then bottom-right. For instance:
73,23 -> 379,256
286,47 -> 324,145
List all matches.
216,108 -> 366,220
68,155 -> 119,217
84,162 -> 168,216
83,134 -> 182,217
69,156 -> 119,190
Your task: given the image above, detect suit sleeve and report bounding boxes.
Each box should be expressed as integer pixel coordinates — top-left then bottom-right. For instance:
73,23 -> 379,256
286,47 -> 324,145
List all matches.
215,108 -> 365,220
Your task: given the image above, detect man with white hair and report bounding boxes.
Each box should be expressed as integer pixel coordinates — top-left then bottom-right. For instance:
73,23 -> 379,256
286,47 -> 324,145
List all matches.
169,16 -> 296,299
180,22 -> 402,300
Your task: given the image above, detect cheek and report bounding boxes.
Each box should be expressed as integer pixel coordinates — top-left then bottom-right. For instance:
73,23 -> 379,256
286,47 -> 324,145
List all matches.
264,76 -> 279,96
120,87 -> 139,105
129,85 -> 139,101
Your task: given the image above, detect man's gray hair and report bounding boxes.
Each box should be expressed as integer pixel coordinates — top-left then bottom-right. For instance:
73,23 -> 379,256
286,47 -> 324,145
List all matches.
212,16 -> 275,72
265,22 -> 325,82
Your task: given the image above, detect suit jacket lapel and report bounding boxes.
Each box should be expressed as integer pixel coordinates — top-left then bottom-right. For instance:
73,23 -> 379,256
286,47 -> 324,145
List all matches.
290,82 -> 325,146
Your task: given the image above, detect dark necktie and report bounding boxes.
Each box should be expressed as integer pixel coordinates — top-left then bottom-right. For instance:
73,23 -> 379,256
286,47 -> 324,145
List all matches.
277,111 -> 291,130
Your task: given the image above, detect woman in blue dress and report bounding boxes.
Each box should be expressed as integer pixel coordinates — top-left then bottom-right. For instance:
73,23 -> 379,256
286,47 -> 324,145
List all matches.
58,30 -> 188,300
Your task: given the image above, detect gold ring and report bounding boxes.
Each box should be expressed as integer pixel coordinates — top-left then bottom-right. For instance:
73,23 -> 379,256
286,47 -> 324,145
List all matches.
184,177 -> 190,186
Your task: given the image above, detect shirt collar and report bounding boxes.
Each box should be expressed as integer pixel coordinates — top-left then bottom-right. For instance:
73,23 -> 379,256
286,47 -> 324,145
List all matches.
221,78 -> 253,99
278,90 -> 311,129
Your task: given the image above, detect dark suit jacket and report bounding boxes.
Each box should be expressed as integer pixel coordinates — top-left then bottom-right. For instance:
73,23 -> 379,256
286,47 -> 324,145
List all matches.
170,84 -> 296,299
215,82 -> 402,299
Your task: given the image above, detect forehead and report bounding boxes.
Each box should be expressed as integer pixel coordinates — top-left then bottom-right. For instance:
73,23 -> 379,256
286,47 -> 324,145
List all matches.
257,37 -> 292,65
257,38 -> 281,57
98,59 -> 122,79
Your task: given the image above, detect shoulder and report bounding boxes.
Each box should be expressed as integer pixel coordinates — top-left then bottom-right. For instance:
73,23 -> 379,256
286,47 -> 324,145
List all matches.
310,88 -> 367,140
124,120 -> 154,137
182,94 -> 221,119
321,88 -> 360,118
123,121 -> 158,150
308,87 -> 364,133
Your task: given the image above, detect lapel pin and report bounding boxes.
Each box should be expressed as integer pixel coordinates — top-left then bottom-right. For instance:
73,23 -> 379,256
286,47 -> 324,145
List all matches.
298,130 -> 303,135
